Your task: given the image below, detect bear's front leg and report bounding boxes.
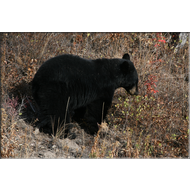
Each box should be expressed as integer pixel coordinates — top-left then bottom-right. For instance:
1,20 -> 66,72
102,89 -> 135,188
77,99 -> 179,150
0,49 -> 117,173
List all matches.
85,98 -> 112,134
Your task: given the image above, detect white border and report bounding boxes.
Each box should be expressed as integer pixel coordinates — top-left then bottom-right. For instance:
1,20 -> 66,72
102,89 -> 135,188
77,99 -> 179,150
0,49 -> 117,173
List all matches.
1,1 -> 190,32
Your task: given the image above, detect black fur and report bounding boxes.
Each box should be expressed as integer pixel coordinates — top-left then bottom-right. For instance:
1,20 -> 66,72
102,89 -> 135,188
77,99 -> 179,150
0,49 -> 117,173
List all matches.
32,54 -> 138,134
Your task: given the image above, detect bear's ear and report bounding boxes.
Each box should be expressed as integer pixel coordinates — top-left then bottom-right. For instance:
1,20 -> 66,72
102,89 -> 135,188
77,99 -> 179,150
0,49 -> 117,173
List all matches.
120,61 -> 131,73
122,53 -> 130,60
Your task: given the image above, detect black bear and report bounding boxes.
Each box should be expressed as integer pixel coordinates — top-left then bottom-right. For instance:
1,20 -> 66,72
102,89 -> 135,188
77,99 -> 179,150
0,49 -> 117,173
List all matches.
32,53 -> 138,135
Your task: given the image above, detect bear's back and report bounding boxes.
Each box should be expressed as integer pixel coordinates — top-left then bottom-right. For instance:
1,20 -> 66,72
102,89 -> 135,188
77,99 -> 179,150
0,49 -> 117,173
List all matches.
33,54 -> 96,82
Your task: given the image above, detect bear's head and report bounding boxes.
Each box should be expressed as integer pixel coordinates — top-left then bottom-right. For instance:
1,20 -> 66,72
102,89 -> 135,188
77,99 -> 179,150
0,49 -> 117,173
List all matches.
120,53 -> 138,95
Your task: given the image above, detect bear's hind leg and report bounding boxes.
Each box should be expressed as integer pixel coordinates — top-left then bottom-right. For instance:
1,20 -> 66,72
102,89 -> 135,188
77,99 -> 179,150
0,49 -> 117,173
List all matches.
34,82 -> 71,135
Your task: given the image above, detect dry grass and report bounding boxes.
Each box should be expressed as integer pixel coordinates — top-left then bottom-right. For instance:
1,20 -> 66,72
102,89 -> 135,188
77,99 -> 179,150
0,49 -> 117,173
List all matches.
1,32 -> 189,158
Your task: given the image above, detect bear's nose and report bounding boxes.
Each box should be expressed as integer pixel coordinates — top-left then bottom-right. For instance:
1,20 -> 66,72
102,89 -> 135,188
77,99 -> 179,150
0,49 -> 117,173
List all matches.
128,85 -> 138,95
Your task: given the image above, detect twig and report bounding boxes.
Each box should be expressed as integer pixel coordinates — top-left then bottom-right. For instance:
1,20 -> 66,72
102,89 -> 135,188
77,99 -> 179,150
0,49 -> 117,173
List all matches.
26,96 -> 36,113
63,96 -> 70,132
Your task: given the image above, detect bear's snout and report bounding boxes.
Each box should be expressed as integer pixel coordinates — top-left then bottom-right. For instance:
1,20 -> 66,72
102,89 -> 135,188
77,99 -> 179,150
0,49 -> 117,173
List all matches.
127,85 -> 138,95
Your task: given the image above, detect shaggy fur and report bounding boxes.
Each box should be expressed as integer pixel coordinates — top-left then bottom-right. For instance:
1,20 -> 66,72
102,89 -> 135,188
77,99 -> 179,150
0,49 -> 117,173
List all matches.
32,53 -> 138,134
